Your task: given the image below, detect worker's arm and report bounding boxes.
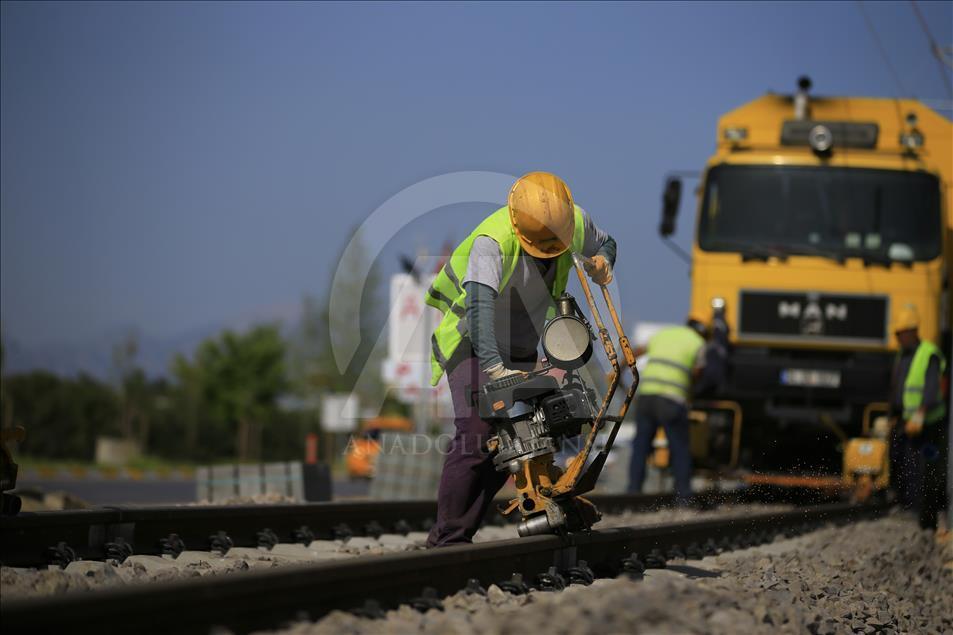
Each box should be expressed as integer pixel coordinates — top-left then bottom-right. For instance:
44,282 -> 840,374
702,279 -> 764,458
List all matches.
579,212 -> 617,265
464,280 -> 503,372
464,236 -> 518,379
579,212 -> 617,285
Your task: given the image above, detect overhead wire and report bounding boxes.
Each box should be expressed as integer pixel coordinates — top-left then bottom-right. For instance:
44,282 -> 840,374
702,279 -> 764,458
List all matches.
856,1 -> 912,99
855,1 -> 907,126
909,0 -> 953,97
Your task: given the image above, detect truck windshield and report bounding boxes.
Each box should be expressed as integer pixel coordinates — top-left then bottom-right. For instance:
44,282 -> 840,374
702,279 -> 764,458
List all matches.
698,165 -> 942,263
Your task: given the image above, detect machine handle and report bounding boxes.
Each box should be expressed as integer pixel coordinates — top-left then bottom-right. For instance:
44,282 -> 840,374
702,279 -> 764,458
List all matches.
572,253 -> 613,288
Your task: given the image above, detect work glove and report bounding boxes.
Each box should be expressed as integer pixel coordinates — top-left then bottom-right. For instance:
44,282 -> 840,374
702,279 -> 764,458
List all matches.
871,416 -> 891,439
485,363 -> 525,381
904,410 -> 925,436
583,255 -> 613,286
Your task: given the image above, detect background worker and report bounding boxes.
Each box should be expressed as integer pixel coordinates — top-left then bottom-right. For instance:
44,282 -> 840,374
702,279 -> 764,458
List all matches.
692,302 -> 730,398
627,318 -> 707,503
424,172 -> 617,547
888,304 -> 948,531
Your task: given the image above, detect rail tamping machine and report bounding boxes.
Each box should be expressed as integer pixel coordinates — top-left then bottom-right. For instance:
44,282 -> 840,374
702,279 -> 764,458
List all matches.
478,254 -> 639,536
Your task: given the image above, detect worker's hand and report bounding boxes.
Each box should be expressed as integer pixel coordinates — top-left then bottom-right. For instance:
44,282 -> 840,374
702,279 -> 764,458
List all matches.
904,410 -> 925,436
583,255 -> 613,286
871,416 -> 891,439
485,363 -> 525,381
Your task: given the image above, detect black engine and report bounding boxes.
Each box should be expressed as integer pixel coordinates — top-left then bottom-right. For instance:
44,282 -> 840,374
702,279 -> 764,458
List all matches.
478,372 -> 596,474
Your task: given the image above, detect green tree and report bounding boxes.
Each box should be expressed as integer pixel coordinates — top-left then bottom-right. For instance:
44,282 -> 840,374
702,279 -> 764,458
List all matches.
3,371 -> 118,460
170,353 -> 204,458
174,325 -> 287,461
111,331 -> 153,449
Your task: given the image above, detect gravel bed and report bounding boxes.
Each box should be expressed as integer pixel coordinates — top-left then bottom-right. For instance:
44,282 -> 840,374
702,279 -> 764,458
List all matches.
260,512 -> 952,635
0,504 -> 784,602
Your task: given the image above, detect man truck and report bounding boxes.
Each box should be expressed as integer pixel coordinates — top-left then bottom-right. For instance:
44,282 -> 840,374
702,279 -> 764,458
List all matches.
659,77 -> 951,492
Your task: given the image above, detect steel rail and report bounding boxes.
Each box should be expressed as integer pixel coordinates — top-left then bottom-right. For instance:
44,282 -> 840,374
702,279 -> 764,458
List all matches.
1,501 -> 887,635
1,492 -> 728,567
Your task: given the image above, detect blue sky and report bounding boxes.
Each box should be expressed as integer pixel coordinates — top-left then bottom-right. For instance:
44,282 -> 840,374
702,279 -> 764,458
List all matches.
2,1 -> 951,349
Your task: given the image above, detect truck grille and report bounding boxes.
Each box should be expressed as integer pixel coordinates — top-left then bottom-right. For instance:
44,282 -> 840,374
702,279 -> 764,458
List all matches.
738,290 -> 887,345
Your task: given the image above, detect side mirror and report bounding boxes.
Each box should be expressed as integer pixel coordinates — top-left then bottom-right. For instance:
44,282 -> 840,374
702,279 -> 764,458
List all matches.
659,177 -> 682,237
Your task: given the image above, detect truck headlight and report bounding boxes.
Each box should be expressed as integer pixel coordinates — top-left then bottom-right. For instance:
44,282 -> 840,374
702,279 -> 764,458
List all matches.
542,315 -> 593,370
900,131 -> 923,150
723,127 -> 748,142
809,125 -> 833,152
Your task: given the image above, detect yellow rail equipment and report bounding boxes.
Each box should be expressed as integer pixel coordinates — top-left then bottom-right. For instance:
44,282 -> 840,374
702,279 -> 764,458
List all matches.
659,77 -> 951,494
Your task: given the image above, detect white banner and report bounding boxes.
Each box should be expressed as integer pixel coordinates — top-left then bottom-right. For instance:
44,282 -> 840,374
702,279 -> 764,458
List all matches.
321,393 -> 359,432
383,272 -> 452,416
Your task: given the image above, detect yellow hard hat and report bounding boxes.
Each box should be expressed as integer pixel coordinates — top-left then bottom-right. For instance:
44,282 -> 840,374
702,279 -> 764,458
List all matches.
895,304 -> 920,332
508,172 -> 575,259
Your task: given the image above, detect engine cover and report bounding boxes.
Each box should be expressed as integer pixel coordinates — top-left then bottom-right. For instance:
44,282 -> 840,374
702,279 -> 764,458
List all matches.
478,374 -> 560,420
479,373 -> 596,473
540,386 -> 593,437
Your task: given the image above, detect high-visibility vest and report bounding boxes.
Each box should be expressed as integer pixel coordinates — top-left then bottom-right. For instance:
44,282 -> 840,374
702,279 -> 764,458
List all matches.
639,326 -> 705,403
901,339 -> 947,424
425,205 -> 585,385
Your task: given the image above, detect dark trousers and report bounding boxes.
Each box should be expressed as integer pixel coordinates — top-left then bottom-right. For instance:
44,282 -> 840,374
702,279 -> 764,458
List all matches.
628,394 -> 692,503
891,420 -> 949,530
426,355 -> 509,547
890,424 -> 921,509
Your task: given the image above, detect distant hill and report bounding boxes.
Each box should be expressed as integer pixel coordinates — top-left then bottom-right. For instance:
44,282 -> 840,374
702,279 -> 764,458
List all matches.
3,303 -> 300,380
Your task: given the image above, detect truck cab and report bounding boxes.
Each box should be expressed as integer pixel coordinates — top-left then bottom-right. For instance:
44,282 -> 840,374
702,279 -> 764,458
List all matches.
661,78 -> 951,478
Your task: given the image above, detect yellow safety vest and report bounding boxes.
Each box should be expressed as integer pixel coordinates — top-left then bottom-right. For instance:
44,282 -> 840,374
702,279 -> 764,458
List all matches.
902,339 -> 947,424
424,205 -> 585,385
639,326 -> 705,403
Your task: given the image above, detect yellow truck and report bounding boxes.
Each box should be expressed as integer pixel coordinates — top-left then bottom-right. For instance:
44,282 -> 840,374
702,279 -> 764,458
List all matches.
659,77 -> 951,490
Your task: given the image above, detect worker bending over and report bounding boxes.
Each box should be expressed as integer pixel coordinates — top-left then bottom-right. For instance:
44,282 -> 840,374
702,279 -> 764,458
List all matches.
627,318 -> 708,504
889,304 -> 948,531
424,172 -> 617,547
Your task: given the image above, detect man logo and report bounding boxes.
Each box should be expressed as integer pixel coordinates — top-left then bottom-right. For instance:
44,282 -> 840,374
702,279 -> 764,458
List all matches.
800,300 -> 824,335
778,301 -> 801,318
744,291 -> 885,344
825,303 -> 847,320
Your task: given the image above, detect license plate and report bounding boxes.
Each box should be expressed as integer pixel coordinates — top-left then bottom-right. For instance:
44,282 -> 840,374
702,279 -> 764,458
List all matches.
780,368 -> 841,388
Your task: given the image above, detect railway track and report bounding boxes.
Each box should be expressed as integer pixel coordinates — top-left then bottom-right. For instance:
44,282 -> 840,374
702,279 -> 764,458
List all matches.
1,491 -> 770,568
2,500 -> 887,635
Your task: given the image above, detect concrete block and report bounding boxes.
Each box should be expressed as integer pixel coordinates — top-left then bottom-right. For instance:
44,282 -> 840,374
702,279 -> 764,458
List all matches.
122,555 -> 183,573
211,464 -> 239,501
237,464 -> 263,498
378,534 -> 417,549
406,531 -> 431,545
195,466 -> 212,502
305,539 -> 343,551
342,537 -> 379,551
262,462 -> 287,497
269,543 -> 310,558
175,551 -> 224,565
94,437 -> 141,466
287,461 -> 304,501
